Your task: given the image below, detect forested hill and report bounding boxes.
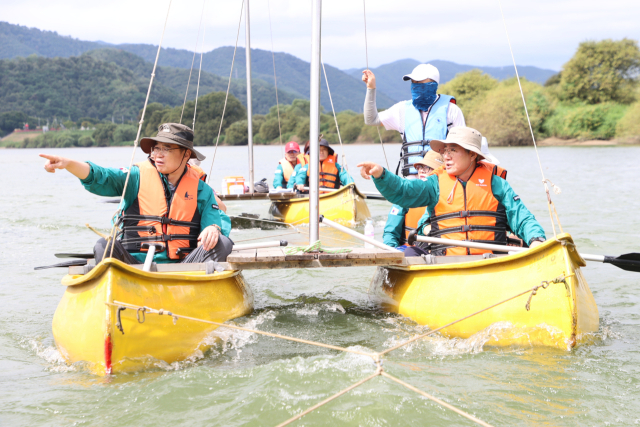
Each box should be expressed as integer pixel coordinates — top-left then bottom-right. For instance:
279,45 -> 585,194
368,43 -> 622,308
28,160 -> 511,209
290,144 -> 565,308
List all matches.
0,49 -> 297,120
0,21 -> 394,112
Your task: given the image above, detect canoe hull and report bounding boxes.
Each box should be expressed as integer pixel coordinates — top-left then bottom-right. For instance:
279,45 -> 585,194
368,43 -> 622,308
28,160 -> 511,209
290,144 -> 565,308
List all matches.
52,259 -> 253,375
269,183 -> 371,225
369,234 -> 599,349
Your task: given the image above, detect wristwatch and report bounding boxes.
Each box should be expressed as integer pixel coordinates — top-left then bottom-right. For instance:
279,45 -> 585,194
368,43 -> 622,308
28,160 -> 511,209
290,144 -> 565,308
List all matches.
528,237 -> 546,245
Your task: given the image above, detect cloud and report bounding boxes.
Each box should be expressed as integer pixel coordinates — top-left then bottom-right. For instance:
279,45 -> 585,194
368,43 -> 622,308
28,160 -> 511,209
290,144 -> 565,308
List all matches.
2,0 -> 639,70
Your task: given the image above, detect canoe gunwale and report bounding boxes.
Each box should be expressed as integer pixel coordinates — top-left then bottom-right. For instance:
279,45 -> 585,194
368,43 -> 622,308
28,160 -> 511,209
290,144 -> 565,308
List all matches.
62,258 -> 240,287
271,183 -> 364,206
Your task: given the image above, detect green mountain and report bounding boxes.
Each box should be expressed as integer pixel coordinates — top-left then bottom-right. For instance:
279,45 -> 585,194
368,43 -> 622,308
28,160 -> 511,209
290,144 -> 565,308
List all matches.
0,21 -> 395,112
345,59 -> 557,102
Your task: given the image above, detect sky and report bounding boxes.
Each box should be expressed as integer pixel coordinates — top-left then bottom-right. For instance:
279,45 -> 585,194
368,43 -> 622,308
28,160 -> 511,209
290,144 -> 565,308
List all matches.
2,0 -> 639,71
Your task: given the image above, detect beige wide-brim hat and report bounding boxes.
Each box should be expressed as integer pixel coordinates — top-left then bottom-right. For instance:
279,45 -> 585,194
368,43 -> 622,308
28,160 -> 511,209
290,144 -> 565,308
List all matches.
140,123 -> 205,161
414,149 -> 444,170
430,126 -> 485,160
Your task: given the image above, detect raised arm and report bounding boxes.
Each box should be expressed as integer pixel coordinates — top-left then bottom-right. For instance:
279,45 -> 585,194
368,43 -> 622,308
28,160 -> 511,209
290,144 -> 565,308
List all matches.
40,154 -> 91,180
362,70 -> 382,126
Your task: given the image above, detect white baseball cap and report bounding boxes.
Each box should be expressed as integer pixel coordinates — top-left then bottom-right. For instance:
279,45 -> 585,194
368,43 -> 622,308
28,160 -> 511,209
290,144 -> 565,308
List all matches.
403,64 -> 440,84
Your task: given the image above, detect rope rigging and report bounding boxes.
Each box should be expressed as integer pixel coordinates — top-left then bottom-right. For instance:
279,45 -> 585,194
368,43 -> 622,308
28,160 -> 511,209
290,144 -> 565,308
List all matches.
206,0 -> 246,182
320,59 -> 348,170
497,0 -> 563,237
361,0 -> 391,171
266,0 -> 284,155
180,0 -> 207,124
107,277 -> 564,427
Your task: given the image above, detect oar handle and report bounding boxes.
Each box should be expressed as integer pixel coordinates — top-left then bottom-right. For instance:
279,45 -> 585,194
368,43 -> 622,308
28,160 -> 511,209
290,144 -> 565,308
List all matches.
232,240 -> 288,251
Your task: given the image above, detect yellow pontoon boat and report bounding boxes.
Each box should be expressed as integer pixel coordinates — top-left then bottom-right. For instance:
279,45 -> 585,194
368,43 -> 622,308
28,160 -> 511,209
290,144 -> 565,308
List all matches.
269,183 -> 371,225
369,233 -> 599,349
52,258 -> 253,375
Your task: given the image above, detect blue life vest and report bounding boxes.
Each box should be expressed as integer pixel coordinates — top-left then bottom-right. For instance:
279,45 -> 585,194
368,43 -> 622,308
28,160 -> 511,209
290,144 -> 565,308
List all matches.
398,94 -> 454,176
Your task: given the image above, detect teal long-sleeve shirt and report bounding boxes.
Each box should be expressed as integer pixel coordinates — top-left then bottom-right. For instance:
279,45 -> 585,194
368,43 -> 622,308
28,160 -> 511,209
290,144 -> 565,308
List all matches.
294,161 -> 354,187
373,169 -> 546,245
383,204 -> 409,247
273,163 -> 303,189
80,161 -> 231,264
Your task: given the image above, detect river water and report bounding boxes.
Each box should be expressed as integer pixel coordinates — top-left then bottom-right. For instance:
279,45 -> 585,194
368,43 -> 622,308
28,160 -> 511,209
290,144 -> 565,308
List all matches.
1,143 -> 639,426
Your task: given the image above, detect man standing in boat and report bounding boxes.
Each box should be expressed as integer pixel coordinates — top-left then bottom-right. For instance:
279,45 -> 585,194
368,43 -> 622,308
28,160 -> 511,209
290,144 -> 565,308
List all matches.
294,139 -> 354,192
273,141 -> 305,190
40,123 -> 234,264
362,63 -> 465,177
358,127 -> 547,254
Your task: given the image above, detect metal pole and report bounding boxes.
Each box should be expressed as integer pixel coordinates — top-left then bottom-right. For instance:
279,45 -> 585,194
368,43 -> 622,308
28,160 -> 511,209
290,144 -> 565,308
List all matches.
308,0 -> 322,242
245,0 -> 255,194
320,216 -> 399,252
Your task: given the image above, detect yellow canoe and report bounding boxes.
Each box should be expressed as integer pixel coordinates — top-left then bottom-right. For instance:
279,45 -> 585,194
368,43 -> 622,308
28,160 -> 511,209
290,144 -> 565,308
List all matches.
52,259 -> 253,375
269,183 -> 371,225
369,233 -> 599,349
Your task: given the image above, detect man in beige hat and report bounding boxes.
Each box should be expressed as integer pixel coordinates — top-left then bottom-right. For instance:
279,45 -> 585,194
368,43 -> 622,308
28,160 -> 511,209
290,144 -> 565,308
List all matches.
383,150 -> 443,253
40,123 -> 234,264
358,126 -> 546,255
361,63 -> 465,178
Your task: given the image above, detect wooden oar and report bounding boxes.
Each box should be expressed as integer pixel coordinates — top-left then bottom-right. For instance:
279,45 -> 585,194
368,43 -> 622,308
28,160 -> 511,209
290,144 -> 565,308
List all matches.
412,235 -> 640,273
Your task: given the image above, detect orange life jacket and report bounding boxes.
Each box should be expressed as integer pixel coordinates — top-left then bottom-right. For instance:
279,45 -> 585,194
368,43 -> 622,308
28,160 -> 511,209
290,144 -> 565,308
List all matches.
188,163 -> 207,182
120,160 -> 201,260
279,153 -> 306,185
403,168 -> 440,240
307,154 -> 340,189
479,161 -> 507,179
427,164 -> 508,256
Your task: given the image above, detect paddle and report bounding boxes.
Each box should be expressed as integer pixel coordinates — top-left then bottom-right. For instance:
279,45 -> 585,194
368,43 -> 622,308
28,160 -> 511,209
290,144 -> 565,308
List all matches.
101,198 -> 121,204
410,234 -> 640,273
56,253 -> 94,259
34,259 -> 87,270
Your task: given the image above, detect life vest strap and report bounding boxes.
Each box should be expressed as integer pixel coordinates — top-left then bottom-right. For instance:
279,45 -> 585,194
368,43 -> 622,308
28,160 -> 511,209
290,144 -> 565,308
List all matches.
429,224 -> 507,238
430,210 -> 507,224
121,214 -> 199,228
120,234 -> 199,245
429,239 -> 508,253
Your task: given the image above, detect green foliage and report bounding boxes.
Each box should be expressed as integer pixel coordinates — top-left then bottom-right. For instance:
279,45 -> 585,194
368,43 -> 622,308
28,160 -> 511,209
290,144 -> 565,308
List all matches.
559,39 -> 640,104
225,120 -> 249,146
467,78 -> 551,146
544,103 -> 628,139
439,70 -> 498,109
615,102 -> 640,138
93,123 -> 117,146
0,111 -> 35,134
112,124 -> 137,143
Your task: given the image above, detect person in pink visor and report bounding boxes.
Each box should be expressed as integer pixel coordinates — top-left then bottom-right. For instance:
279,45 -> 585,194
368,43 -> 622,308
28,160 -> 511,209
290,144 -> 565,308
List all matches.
273,141 -> 307,190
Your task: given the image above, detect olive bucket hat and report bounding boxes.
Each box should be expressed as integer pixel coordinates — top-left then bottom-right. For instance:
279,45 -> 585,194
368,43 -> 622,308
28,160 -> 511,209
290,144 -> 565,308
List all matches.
140,123 -> 205,161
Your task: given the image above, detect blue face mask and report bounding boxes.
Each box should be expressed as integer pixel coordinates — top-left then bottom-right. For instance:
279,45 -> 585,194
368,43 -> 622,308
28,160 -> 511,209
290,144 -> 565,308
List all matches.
411,81 -> 438,111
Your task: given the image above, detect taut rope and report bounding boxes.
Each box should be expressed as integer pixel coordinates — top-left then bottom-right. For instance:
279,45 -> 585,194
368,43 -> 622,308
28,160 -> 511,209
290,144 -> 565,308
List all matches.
105,0 -> 173,260
180,0 -> 206,124
497,0 -> 562,237
321,59 -> 347,170
362,0 -> 390,171
206,0 -> 245,182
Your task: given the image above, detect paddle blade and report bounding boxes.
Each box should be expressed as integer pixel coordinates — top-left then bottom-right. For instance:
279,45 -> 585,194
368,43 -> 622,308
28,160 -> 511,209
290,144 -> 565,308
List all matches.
35,259 -> 87,270
604,253 -> 640,273
55,253 -> 94,259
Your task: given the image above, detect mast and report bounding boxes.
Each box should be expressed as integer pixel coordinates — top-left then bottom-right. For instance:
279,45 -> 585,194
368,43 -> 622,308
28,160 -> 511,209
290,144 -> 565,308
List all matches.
245,0 -> 255,193
308,0 -> 322,242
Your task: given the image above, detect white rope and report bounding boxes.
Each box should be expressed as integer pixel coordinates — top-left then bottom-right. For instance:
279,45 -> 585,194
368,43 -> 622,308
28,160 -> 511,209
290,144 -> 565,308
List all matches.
207,0 -> 245,182
362,0 -> 390,171
321,59 -> 347,170
497,0 -> 558,237
266,0 -> 284,155
180,0 -> 206,124
192,12 -> 208,131
106,0 -> 173,259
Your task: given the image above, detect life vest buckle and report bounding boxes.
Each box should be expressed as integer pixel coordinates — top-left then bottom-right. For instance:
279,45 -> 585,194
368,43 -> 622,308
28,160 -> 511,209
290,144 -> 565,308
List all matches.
160,216 -> 171,225
462,225 -> 471,232
459,210 -> 470,218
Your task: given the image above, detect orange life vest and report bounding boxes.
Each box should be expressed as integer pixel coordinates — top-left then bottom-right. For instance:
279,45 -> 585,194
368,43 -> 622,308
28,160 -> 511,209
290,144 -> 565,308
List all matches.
479,161 -> 507,179
188,163 -> 207,182
307,154 -> 340,189
427,164 -> 508,256
120,160 -> 201,260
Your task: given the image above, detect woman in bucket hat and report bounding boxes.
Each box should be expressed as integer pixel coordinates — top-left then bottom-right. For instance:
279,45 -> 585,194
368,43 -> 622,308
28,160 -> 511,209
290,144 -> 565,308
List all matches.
383,150 -> 443,255
358,126 -> 547,255
40,123 -> 234,264
361,63 -> 466,178
293,139 -> 354,192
